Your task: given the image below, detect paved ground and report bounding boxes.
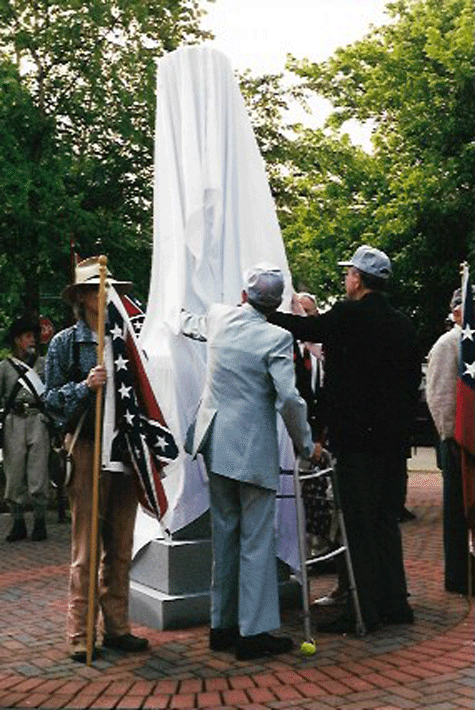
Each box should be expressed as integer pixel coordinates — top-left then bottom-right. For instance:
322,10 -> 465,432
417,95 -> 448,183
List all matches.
0,450 -> 473,709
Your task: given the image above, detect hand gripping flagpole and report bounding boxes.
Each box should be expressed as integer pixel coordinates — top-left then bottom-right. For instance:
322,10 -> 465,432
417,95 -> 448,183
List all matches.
86,255 -> 108,665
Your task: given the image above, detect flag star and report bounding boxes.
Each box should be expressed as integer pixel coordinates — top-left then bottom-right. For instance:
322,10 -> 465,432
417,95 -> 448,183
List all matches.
461,324 -> 475,341
463,361 -> 475,379
119,382 -> 132,399
110,322 -> 123,340
115,354 -> 128,371
156,435 -> 167,451
125,410 -> 135,425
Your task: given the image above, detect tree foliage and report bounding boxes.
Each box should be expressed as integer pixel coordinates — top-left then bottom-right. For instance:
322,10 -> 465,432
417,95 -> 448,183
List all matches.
0,0 -> 212,331
1,0 -> 473,356
285,0 -> 474,351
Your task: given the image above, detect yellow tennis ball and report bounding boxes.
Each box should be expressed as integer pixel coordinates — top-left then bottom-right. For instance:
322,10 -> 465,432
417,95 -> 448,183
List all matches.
300,640 -> 317,656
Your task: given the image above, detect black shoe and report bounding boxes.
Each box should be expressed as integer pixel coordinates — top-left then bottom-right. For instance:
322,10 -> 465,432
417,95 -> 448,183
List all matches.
6,518 -> 27,542
399,508 -> 416,522
235,633 -> 293,661
102,632 -> 149,652
31,518 -> 47,541
381,605 -> 414,625
209,626 -> 239,651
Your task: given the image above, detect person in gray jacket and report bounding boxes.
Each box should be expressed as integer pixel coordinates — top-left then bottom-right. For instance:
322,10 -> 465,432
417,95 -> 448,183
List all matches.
0,315 -> 50,542
181,263 -> 313,661
426,286 -> 475,594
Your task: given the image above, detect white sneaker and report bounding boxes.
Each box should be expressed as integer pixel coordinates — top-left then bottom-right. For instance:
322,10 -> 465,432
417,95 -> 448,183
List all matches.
312,586 -> 348,607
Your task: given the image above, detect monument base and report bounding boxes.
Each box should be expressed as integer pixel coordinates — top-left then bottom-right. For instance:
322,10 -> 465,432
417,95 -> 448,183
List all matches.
129,535 -> 302,630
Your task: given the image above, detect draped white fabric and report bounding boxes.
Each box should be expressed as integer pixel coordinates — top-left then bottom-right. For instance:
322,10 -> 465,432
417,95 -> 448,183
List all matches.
138,46 -> 298,566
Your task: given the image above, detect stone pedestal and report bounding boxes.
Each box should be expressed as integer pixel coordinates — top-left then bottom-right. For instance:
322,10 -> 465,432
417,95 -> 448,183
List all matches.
129,513 -> 302,630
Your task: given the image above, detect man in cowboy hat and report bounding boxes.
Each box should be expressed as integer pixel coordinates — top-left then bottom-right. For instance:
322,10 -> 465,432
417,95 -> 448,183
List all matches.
44,256 -> 148,663
0,314 -> 50,541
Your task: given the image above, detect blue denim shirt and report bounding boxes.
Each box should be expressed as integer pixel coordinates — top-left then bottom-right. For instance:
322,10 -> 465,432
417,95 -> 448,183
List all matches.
44,320 -> 96,430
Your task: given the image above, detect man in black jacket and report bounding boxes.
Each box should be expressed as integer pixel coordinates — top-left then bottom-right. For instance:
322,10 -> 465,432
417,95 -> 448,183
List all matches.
270,245 -> 421,633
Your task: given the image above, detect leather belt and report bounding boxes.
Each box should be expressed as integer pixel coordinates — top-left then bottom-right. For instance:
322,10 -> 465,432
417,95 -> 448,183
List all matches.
9,402 -> 40,417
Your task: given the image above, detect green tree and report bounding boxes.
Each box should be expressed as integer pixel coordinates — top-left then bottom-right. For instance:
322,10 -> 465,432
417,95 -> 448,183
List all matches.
239,72 -> 383,308
0,0 -> 212,329
0,59 -> 66,324
239,71 -> 298,214
288,0 -> 474,350
280,129 -> 379,305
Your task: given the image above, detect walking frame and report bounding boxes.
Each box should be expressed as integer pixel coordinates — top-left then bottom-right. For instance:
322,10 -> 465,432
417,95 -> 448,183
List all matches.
293,456 -> 366,642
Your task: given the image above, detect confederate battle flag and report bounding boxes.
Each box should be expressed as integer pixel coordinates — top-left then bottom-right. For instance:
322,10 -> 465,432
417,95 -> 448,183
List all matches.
107,286 -> 179,520
454,263 -> 475,529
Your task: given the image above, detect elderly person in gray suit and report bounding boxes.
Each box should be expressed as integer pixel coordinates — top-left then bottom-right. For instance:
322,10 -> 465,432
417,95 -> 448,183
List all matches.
181,263 -> 313,661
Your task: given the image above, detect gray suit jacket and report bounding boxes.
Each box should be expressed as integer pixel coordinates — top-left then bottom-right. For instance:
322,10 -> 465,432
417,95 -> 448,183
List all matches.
181,302 -> 313,490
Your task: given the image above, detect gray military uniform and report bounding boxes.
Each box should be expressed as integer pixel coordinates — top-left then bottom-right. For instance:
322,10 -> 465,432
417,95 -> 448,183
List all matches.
0,357 -> 50,510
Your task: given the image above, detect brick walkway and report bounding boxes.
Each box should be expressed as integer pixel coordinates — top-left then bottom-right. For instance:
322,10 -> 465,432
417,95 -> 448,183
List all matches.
0,466 -> 473,709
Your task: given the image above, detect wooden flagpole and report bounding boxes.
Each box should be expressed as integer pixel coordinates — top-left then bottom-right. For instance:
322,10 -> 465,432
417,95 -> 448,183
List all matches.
86,255 -> 108,666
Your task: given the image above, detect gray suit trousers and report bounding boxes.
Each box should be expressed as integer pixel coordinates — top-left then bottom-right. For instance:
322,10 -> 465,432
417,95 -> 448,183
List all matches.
208,472 -> 280,637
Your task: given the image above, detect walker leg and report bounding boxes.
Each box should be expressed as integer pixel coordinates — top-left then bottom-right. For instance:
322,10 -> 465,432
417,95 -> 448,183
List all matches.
293,459 -> 313,643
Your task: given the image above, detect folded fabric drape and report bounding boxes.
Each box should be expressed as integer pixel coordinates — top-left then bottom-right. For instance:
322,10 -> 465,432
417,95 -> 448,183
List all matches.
138,46 -> 297,560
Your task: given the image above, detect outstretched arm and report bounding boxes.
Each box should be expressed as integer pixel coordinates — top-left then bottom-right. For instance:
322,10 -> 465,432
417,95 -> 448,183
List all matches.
268,310 -> 325,343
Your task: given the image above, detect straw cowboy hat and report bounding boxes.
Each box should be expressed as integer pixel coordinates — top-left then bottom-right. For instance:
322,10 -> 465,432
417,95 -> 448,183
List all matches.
62,256 -> 132,306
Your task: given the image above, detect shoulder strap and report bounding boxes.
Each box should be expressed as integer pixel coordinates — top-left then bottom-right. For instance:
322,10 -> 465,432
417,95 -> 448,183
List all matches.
67,410 -> 86,455
7,357 -> 45,411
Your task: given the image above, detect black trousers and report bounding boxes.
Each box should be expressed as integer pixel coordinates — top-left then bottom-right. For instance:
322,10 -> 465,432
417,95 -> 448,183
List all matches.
336,449 -> 408,626
439,438 -> 472,593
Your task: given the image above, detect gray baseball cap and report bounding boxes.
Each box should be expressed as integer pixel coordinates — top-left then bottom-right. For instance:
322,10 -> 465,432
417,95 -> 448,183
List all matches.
244,262 -> 284,309
338,245 -> 392,280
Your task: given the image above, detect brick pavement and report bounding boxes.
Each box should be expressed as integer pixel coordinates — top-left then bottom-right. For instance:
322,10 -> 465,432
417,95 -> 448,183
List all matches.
0,466 -> 473,709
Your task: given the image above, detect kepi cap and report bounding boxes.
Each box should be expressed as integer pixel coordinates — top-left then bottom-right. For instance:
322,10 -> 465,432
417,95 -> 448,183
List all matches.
62,256 -> 132,305
338,245 -> 392,280
243,262 -> 284,309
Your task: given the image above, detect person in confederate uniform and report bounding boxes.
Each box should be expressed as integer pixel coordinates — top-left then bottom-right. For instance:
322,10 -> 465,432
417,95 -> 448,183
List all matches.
0,315 -> 50,541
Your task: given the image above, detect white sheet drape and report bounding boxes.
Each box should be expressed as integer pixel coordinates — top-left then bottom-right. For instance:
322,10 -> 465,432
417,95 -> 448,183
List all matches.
137,46 -> 298,567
